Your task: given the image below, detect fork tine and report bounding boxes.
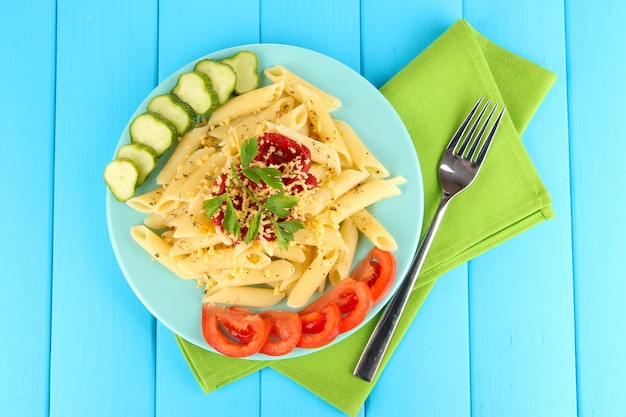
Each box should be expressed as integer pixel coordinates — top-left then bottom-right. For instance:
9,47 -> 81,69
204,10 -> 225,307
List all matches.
465,101 -> 497,159
474,105 -> 506,166
446,96 -> 484,151
458,99 -> 492,156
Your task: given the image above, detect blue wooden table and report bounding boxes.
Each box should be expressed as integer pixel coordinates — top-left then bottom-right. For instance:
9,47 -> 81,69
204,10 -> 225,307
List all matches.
2,1 -> 625,416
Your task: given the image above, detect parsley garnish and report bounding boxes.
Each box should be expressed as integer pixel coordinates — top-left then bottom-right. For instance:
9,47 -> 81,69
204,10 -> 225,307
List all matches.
203,137 -> 305,250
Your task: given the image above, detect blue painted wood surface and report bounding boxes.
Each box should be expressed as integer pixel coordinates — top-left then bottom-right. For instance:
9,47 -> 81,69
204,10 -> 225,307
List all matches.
1,0 -> 624,416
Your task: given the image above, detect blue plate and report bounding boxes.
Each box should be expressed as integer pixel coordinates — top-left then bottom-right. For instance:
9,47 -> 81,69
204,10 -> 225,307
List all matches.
106,44 -> 423,360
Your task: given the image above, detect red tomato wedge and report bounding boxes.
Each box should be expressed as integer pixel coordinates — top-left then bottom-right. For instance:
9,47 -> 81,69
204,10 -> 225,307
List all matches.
201,304 -> 270,358
351,247 -> 397,304
300,278 -> 374,333
297,304 -> 341,348
259,310 -> 302,356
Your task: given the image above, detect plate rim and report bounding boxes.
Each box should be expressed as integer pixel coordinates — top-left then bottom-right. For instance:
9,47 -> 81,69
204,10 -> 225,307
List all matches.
106,43 -> 424,360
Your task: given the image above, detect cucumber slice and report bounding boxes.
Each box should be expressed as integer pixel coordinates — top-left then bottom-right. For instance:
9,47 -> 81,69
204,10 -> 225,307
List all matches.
147,94 -> 196,135
194,59 -> 237,104
221,51 -> 259,94
104,158 -> 139,201
171,71 -> 218,114
116,143 -> 158,186
129,112 -> 177,157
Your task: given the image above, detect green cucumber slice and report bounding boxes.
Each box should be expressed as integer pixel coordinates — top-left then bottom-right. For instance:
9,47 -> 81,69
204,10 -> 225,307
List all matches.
171,71 -> 218,114
147,93 -> 196,135
104,158 -> 139,201
129,112 -> 177,157
194,59 -> 237,104
221,51 -> 259,95
116,143 -> 158,186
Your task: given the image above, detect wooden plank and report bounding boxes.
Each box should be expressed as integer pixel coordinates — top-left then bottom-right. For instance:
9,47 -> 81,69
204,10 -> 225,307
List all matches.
565,0 -> 626,416
258,1 -> 362,415
49,1 -> 158,415
153,1 -> 263,416
156,323 -> 262,416
260,0 -> 361,72
157,0 -> 261,79
367,267 -> 471,416
0,1 -> 56,416
464,2 -> 577,416
361,1 -> 461,88
360,4 -> 470,416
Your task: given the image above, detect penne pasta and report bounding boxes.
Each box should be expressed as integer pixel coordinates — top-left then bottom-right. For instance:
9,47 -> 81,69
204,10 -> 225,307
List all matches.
208,259 -> 295,286
207,81 -> 285,126
293,225 -> 347,251
278,246 -> 315,293
169,232 -> 222,256
264,65 -> 342,111
203,286 -> 285,308
350,209 -> 398,251
334,119 -> 390,178
153,148 -> 224,216
287,248 -> 339,308
303,169 -> 369,216
178,246 -> 271,275
157,124 -> 210,185
279,103 -> 309,131
298,85 -> 352,167
271,123 -> 341,173
329,217 -> 359,285
331,178 -> 402,223
129,225 -> 197,279
207,97 -> 294,141
126,187 -> 165,213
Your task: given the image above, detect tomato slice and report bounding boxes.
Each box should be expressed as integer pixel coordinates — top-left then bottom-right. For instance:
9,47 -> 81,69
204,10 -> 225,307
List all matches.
300,278 -> 374,333
201,304 -> 270,358
259,310 -> 302,356
351,247 -> 397,304
297,304 -> 341,348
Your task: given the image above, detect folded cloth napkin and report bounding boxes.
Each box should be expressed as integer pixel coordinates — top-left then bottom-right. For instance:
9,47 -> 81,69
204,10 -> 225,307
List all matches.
176,18 -> 557,416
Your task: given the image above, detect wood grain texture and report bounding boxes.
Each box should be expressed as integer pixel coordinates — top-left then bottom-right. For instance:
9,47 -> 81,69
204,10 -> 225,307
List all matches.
49,1 -> 158,416
566,1 -> 626,416
465,1 -> 578,416
154,1 -> 262,415
259,2 -> 363,415
360,3 -> 471,416
0,1 -> 56,416
1,0 -> 625,416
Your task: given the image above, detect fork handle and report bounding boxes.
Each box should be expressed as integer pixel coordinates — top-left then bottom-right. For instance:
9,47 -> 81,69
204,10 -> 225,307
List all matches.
353,195 -> 451,382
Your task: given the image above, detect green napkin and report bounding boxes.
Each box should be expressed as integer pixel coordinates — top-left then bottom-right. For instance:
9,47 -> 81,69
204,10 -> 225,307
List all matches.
176,18 -> 556,416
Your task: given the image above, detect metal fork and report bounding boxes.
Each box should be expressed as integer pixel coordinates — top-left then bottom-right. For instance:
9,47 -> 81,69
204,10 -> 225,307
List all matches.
353,97 -> 506,382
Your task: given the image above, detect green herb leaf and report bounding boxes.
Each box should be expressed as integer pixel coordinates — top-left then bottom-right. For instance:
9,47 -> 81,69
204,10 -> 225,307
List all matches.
277,219 -> 305,234
203,194 -> 226,219
203,136 -> 304,247
275,220 -> 304,251
223,196 -> 241,239
265,192 -> 299,218
244,167 -> 283,189
242,167 -> 261,184
240,137 -> 259,168
245,212 -> 262,244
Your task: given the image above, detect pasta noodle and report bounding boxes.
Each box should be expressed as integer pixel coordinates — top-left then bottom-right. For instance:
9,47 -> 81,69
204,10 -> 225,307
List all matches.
329,217 -> 359,285
207,81 -> 285,126
350,209 -> 398,251
287,248 -> 339,308
334,119 -> 390,178
264,65 -> 342,111
298,85 -> 352,167
157,124 -> 210,185
127,64 -> 405,309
